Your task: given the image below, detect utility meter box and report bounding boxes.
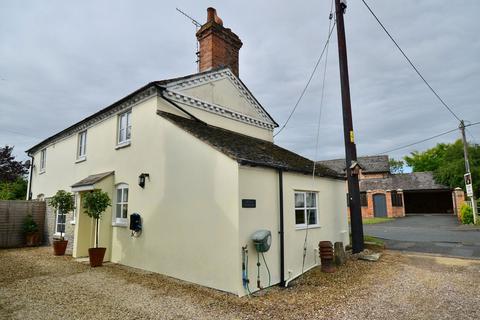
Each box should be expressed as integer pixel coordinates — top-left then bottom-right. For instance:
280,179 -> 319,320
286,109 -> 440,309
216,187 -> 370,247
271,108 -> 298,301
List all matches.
251,229 -> 272,252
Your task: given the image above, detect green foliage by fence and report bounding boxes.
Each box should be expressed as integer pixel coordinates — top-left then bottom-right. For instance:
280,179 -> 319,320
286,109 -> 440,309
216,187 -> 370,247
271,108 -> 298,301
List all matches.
460,203 -> 473,225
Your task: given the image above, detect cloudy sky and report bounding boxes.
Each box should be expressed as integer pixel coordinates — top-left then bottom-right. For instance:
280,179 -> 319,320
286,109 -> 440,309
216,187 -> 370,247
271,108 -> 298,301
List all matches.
1,0 -> 479,163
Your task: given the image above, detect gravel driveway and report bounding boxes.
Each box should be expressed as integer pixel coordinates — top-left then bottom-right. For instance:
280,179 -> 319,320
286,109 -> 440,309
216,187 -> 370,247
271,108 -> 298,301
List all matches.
1,247 -> 480,319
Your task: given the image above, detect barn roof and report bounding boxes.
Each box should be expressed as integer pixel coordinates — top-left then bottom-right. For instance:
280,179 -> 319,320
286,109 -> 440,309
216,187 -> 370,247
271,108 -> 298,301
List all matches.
317,155 -> 390,174
359,172 -> 450,192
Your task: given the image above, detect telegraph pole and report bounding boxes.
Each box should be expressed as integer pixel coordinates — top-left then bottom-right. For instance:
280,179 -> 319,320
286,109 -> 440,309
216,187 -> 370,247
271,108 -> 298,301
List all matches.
459,120 -> 477,224
335,0 -> 364,253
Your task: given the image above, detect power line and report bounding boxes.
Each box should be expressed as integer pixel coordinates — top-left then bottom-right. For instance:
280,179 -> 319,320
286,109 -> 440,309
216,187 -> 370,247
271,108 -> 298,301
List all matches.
376,121 -> 480,155
0,128 -> 38,139
274,19 -> 336,138
361,0 -> 462,123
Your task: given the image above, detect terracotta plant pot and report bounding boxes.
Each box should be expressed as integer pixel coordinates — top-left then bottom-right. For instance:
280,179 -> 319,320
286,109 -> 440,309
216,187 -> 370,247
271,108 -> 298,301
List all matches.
88,247 -> 106,267
53,239 -> 68,256
25,232 -> 40,247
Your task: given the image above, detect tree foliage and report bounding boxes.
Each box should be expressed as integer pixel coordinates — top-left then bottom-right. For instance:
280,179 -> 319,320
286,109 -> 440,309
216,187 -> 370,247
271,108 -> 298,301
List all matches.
404,140 -> 480,197
0,146 -> 28,183
82,190 -> 111,220
389,158 -> 404,174
83,190 -> 111,248
49,190 -> 75,214
0,178 -> 28,200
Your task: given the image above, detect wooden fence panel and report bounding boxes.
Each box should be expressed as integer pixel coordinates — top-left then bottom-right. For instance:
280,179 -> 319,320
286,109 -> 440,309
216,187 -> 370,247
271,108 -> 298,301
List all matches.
0,200 -> 46,248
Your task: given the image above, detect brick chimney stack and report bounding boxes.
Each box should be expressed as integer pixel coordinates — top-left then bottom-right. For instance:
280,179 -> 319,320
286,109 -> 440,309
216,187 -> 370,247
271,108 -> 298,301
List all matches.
196,8 -> 243,77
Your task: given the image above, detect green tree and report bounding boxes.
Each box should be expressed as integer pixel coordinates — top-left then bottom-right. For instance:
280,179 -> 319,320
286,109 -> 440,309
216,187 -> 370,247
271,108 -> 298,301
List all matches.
0,146 -> 28,200
389,158 -> 404,174
82,190 -> 111,248
404,140 -> 480,197
0,178 -> 28,200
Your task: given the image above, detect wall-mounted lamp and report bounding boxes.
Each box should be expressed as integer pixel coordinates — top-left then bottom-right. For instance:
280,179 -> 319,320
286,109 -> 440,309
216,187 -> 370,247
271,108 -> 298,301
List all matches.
138,173 -> 150,188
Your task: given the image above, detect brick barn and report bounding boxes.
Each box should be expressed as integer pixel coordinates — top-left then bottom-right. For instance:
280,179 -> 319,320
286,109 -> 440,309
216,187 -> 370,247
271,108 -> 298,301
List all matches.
318,156 -> 465,218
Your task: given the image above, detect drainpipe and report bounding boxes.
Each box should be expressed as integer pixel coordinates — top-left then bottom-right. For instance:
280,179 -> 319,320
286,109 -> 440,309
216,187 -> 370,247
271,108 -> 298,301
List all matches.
278,169 -> 285,287
26,153 -> 34,200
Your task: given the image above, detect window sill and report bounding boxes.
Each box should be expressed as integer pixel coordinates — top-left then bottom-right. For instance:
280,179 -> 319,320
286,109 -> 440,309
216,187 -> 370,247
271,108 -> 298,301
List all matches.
39,170 -> 46,175
112,222 -> 128,227
70,220 -> 76,225
115,141 -> 131,150
75,156 -> 86,163
295,225 -> 321,231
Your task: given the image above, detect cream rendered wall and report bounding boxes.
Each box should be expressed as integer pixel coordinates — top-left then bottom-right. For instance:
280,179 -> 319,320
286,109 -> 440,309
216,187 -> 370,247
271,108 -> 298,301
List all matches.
30,95 -> 241,294
238,166 -> 349,297
181,78 -> 259,119
169,78 -> 274,142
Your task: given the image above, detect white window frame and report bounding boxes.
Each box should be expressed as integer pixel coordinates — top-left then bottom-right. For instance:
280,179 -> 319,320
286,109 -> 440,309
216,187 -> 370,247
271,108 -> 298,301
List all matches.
294,191 -> 319,229
70,193 -> 78,224
54,208 -> 67,236
117,110 -> 132,146
113,183 -> 129,226
77,130 -> 87,161
39,148 -> 46,173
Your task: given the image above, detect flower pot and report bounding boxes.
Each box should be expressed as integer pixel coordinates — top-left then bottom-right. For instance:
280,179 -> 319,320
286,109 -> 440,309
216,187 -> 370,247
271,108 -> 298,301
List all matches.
88,247 -> 106,267
25,232 -> 40,247
53,239 -> 68,256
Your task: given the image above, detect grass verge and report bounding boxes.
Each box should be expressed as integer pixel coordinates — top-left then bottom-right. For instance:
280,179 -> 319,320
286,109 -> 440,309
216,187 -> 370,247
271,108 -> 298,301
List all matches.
362,217 -> 394,225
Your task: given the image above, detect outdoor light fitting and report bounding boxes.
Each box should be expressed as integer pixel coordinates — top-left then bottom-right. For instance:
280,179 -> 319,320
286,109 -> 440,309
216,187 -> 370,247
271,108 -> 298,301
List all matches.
138,173 -> 150,188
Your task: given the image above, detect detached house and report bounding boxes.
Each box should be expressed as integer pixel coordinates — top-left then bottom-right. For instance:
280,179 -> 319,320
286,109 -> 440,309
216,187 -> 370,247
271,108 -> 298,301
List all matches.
26,8 -> 348,296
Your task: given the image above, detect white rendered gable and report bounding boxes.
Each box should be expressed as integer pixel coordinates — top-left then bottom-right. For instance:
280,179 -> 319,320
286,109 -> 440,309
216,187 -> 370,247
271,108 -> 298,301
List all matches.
163,69 -> 276,131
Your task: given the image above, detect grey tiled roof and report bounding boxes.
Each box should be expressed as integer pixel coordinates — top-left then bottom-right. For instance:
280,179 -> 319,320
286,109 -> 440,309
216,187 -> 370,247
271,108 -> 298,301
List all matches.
317,155 -> 390,174
71,171 -> 114,188
158,112 -> 344,179
359,172 -> 450,192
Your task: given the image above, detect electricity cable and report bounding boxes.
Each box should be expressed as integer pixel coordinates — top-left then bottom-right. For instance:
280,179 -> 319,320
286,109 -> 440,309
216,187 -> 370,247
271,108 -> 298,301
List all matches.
375,121 -> 480,155
274,18 -> 336,138
302,0 -> 334,274
261,252 -> 271,287
361,0 -> 462,123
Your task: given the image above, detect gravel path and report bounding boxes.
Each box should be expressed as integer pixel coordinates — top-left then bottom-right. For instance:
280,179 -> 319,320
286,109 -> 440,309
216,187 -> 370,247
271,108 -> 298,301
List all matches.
1,247 -> 480,319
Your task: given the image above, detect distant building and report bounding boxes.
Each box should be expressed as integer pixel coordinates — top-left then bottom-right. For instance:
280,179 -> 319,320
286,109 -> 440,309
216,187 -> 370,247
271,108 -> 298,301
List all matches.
318,155 -> 465,218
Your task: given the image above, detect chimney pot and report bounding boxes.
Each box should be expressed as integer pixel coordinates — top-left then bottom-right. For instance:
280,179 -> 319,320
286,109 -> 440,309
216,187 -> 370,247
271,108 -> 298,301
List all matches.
196,8 -> 243,77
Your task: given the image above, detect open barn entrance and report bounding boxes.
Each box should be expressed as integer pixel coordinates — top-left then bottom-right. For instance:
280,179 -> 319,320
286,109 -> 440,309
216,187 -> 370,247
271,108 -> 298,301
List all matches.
403,190 -> 453,214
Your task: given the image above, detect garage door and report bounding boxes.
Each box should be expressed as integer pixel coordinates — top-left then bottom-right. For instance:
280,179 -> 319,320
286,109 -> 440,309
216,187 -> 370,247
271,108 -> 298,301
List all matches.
403,190 -> 453,214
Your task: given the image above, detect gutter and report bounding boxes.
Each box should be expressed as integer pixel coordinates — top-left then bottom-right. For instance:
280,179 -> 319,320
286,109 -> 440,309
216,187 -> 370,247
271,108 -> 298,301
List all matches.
278,169 -> 285,287
26,154 -> 34,200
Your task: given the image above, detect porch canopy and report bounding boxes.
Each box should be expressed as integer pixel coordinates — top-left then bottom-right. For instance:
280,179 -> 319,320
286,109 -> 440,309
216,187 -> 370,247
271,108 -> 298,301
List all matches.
71,171 -> 115,192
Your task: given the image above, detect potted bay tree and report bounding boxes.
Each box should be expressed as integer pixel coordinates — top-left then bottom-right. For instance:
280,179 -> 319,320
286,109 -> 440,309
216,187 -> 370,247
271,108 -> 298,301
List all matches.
82,189 -> 111,267
49,190 -> 75,255
22,214 -> 40,246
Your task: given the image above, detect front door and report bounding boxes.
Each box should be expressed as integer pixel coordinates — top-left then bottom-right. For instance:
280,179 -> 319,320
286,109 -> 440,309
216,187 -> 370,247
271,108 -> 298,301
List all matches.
373,194 -> 387,217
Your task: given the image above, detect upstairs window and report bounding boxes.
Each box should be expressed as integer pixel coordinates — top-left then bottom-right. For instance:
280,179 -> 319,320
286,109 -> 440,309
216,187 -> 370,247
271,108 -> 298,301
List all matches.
294,191 -> 319,228
39,149 -> 46,172
77,131 -> 87,159
114,184 -> 129,225
117,111 -> 132,145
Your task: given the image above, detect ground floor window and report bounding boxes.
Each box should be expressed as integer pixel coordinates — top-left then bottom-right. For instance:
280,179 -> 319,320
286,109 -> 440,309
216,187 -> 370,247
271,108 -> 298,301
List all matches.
360,192 -> 368,207
55,209 -> 66,235
114,183 -> 129,225
294,191 -> 318,228
391,191 -> 403,207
